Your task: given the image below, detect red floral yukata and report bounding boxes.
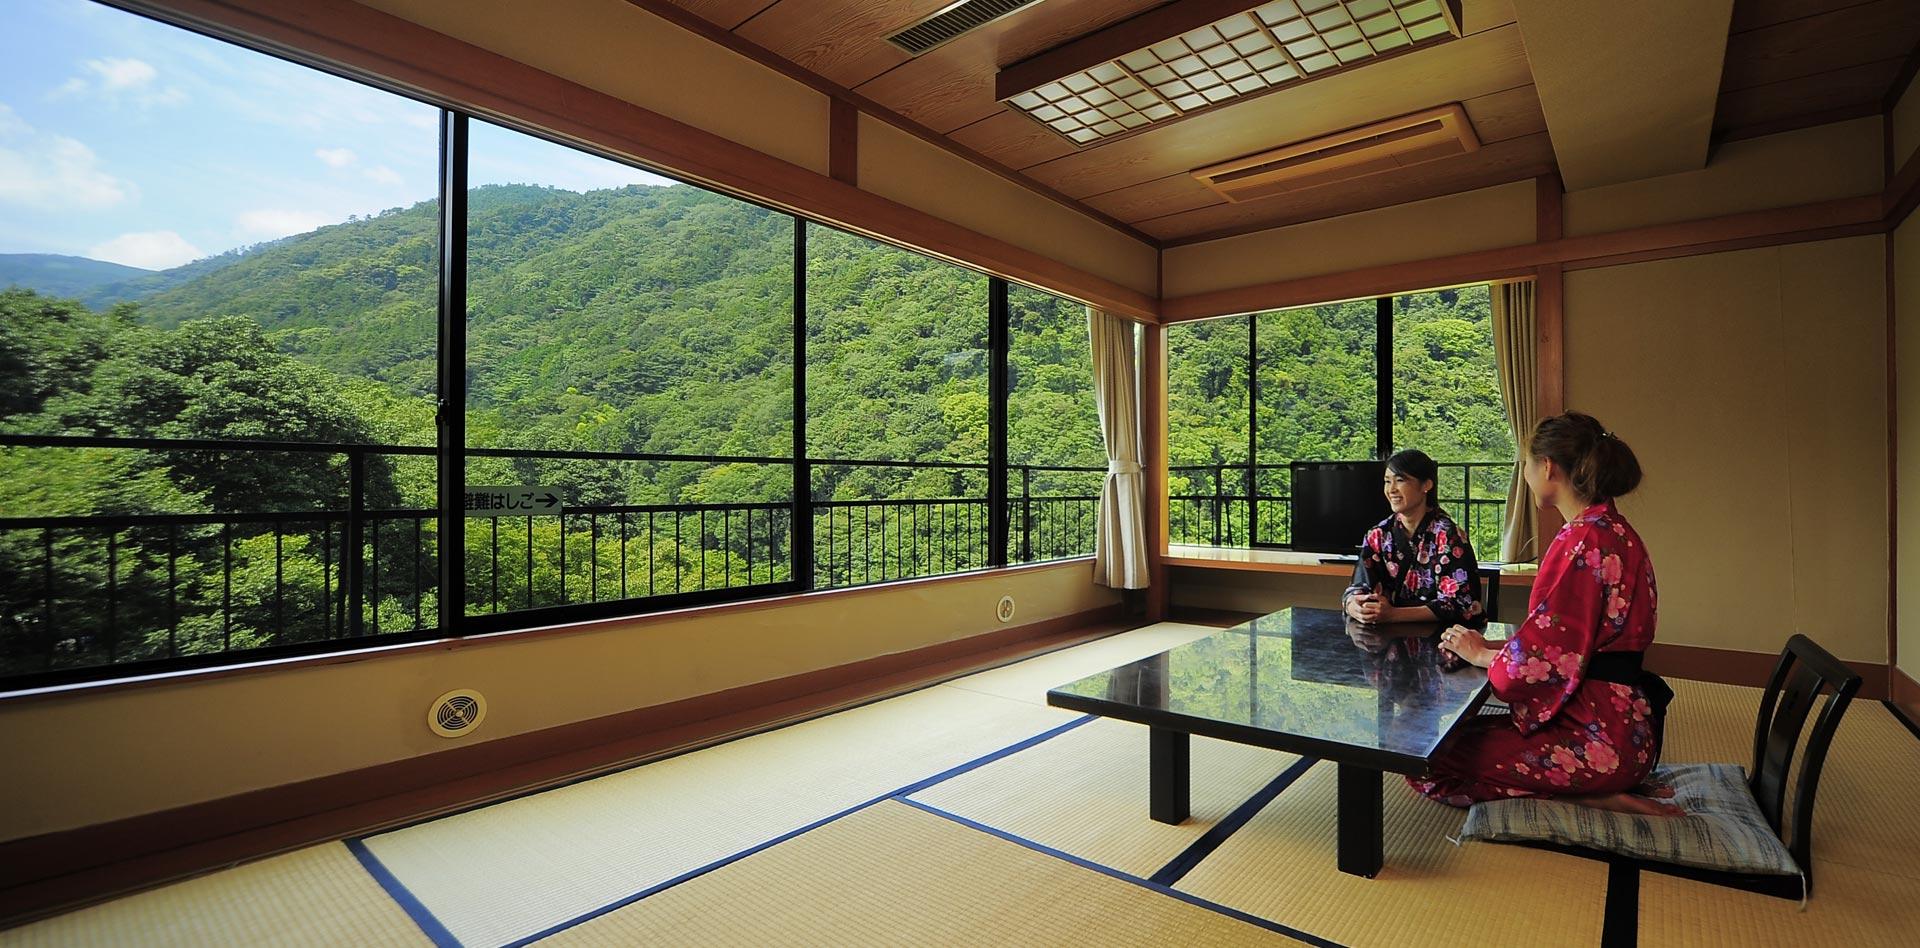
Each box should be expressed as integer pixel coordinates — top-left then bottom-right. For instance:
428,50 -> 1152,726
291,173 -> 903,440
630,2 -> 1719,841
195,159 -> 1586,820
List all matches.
1342,507 -> 1485,628
1410,501 -> 1660,806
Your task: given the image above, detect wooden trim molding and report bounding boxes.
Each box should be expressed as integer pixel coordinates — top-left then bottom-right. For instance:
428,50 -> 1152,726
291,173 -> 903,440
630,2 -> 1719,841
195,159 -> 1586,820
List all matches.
1534,174 -> 1567,549
1645,642 -> 1889,702
1895,666 -> 1920,725
114,0 -> 1157,321
1886,145 -> 1920,230
1143,323 -> 1171,622
0,557 -> 1099,707
0,603 -> 1131,925
1161,194 -> 1887,321
829,97 -> 858,186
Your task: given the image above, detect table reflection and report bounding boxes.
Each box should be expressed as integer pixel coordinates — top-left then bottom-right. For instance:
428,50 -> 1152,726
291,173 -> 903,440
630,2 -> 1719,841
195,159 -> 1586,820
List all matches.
1053,607 -> 1502,762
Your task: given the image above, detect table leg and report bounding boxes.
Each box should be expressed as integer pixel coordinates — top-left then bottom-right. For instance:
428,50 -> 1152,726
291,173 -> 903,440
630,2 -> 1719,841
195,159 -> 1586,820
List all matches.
1337,763 -> 1383,877
1150,727 -> 1189,824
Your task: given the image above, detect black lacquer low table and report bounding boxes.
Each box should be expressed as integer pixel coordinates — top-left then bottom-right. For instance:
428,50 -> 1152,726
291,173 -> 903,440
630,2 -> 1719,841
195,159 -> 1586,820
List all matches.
1047,607 -> 1510,878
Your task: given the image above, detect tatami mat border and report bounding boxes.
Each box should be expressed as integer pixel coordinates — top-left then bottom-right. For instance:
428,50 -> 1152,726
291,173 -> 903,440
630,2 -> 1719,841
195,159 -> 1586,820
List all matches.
343,838 -> 460,948
1150,757 -> 1322,886
489,713 -> 1101,948
894,797 -> 1342,947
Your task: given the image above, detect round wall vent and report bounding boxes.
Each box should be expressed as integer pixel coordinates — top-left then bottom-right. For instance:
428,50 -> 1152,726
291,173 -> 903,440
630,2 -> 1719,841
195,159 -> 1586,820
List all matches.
428,689 -> 487,738
997,595 -> 1016,623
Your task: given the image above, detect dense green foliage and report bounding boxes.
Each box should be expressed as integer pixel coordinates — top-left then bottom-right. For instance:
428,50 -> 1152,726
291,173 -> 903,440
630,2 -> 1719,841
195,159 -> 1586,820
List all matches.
1,181 -> 1509,678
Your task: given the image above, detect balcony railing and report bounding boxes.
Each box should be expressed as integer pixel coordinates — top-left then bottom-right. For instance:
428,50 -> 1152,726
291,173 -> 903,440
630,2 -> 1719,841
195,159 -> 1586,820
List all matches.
1168,460 -> 1511,560
0,435 -> 1104,681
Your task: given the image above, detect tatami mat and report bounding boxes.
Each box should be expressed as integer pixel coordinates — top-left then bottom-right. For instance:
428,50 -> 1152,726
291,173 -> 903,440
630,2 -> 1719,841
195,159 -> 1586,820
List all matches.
0,843 -> 427,948
908,716 -> 1301,878
361,682 -> 1072,948
943,622 -> 1224,706
1639,857 -> 1920,948
1175,762 -> 1611,947
1659,679 -> 1920,883
528,800 -> 1294,947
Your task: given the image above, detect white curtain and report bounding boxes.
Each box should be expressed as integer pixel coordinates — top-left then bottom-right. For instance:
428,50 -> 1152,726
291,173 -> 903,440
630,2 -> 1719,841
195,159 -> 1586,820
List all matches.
1088,307 -> 1149,588
1492,280 -> 1539,562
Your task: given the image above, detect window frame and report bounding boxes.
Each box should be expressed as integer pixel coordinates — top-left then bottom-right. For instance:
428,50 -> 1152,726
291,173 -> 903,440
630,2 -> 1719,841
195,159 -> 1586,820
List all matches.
0,12 -> 1095,691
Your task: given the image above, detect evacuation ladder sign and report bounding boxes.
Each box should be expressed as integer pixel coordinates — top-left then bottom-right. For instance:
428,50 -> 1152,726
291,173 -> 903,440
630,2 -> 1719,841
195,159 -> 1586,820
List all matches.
463,486 -> 563,517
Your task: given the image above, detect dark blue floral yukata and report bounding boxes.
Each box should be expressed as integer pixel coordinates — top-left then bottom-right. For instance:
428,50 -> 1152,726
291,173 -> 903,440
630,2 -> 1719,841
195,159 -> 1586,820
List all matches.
1341,507 -> 1485,628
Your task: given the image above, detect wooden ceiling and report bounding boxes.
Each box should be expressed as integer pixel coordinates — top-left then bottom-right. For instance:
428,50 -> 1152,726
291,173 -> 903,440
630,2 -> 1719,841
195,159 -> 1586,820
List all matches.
643,0 -> 1920,247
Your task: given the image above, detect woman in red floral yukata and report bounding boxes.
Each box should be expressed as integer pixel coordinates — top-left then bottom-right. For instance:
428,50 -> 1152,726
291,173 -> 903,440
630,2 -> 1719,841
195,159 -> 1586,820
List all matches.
1417,412 -> 1678,816
1341,449 -> 1485,629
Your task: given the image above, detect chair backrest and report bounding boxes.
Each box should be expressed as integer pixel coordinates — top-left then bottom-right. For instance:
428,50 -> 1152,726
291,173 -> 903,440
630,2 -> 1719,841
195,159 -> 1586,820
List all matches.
1748,633 -> 1861,875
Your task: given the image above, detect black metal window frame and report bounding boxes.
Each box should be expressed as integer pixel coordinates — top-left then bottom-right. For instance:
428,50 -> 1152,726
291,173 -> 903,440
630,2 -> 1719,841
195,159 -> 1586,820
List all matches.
1177,291 -> 1511,553
0,14 -> 1106,690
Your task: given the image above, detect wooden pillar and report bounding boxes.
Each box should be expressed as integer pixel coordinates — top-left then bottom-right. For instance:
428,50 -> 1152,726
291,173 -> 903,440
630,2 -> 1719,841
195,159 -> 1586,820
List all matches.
1143,322 -> 1171,621
828,98 -> 858,186
1534,173 -> 1566,550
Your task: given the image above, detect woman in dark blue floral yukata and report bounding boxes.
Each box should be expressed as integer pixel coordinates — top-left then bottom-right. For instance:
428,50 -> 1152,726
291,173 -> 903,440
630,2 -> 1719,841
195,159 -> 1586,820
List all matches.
1341,449 -> 1486,629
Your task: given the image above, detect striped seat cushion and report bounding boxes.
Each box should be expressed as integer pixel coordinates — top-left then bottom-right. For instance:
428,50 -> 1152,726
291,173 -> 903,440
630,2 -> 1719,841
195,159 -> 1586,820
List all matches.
1458,763 -> 1800,877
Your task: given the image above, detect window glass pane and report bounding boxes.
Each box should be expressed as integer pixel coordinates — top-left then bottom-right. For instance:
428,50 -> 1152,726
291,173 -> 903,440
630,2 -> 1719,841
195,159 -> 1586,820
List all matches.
0,0 -> 438,679
1254,300 -> 1378,544
1007,284 -> 1101,562
805,224 -> 987,586
1392,284 -> 1512,559
463,120 -> 795,616
1166,316 -> 1250,546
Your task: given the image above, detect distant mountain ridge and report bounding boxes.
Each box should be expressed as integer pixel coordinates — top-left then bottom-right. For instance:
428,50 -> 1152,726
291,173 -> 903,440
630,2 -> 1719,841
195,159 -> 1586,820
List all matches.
0,249 -> 260,309
0,254 -> 151,301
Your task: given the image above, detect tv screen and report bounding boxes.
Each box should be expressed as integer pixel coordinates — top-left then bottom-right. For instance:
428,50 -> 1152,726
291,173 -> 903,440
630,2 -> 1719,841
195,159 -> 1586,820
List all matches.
1289,461 -> 1388,554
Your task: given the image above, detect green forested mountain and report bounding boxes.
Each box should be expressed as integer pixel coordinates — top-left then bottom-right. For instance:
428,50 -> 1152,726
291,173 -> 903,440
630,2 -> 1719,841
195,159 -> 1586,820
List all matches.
0,253 -> 151,300
0,180 -> 1508,676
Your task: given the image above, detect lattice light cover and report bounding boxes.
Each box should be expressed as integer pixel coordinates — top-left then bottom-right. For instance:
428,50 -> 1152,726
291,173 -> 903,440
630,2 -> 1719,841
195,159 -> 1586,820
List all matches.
1003,0 -> 1461,145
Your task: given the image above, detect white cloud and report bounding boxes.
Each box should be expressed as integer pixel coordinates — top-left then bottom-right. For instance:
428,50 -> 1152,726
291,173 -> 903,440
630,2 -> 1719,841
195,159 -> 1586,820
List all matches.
362,164 -> 403,186
50,57 -> 185,107
315,147 -> 357,168
235,208 -> 332,240
0,104 -> 134,210
87,230 -> 202,270
87,57 -> 157,90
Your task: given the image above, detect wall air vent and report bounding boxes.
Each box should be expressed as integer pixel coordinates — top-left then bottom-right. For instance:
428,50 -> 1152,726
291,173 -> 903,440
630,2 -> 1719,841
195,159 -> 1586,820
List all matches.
1191,103 -> 1478,202
887,0 -> 1046,56
428,688 -> 488,738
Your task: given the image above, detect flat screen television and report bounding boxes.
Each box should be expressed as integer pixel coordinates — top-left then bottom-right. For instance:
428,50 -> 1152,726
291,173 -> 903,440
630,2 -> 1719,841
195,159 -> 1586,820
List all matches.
1289,461 -> 1389,554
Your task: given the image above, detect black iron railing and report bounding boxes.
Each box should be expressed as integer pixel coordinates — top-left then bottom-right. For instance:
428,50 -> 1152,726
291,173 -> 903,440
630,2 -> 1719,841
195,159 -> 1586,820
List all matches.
0,434 -> 1103,680
1168,460 -> 1511,560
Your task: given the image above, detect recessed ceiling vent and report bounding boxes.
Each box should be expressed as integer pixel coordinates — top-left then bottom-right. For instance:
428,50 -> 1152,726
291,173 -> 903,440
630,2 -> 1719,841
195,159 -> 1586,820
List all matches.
1192,103 -> 1479,202
887,0 -> 1044,56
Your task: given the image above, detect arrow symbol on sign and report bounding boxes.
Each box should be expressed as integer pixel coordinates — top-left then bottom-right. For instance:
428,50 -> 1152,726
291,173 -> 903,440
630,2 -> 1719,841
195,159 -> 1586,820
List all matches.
540,493 -> 559,506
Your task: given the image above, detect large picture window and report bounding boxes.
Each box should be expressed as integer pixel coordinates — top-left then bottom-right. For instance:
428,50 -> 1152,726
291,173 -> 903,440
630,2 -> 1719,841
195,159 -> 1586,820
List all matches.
0,0 -> 1115,687
1168,286 -> 1515,559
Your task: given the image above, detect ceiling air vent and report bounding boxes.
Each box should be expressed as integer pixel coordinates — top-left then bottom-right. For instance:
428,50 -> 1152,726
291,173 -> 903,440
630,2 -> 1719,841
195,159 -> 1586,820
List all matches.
887,0 -> 1045,56
1191,103 -> 1479,202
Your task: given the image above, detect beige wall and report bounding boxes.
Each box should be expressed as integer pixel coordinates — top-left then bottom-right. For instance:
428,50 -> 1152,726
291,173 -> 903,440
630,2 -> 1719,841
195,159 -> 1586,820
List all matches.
1565,236 -> 1888,664
1896,216 -> 1920,680
856,117 -> 1159,297
354,0 -> 1155,299
1894,76 -> 1920,174
0,563 -> 1117,842
1563,118 -> 1884,236
1160,180 -> 1535,299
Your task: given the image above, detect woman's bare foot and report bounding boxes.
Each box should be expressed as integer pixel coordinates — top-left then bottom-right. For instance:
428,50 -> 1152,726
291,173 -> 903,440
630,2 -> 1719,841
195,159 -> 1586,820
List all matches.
1573,791 -> 1684,817
1631,780 -> 1676,799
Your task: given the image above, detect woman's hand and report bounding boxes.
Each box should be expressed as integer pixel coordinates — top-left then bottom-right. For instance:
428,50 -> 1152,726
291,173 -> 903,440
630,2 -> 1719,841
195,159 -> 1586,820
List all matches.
1346,585 -> 1386,623
1439,625 -> 1498,668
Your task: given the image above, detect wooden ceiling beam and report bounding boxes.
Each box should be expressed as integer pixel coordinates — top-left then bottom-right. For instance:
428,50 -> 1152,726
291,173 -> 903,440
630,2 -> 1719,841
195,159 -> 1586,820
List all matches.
994,0 -> 1268,101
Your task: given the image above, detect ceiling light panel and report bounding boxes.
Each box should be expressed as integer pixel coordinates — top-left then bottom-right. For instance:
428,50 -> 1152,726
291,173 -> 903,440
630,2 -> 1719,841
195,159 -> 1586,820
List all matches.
1001,0 -> 1462,146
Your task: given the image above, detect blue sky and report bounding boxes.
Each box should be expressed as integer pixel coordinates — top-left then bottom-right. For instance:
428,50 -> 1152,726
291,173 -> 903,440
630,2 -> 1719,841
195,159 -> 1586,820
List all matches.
0,0 -> 672,271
